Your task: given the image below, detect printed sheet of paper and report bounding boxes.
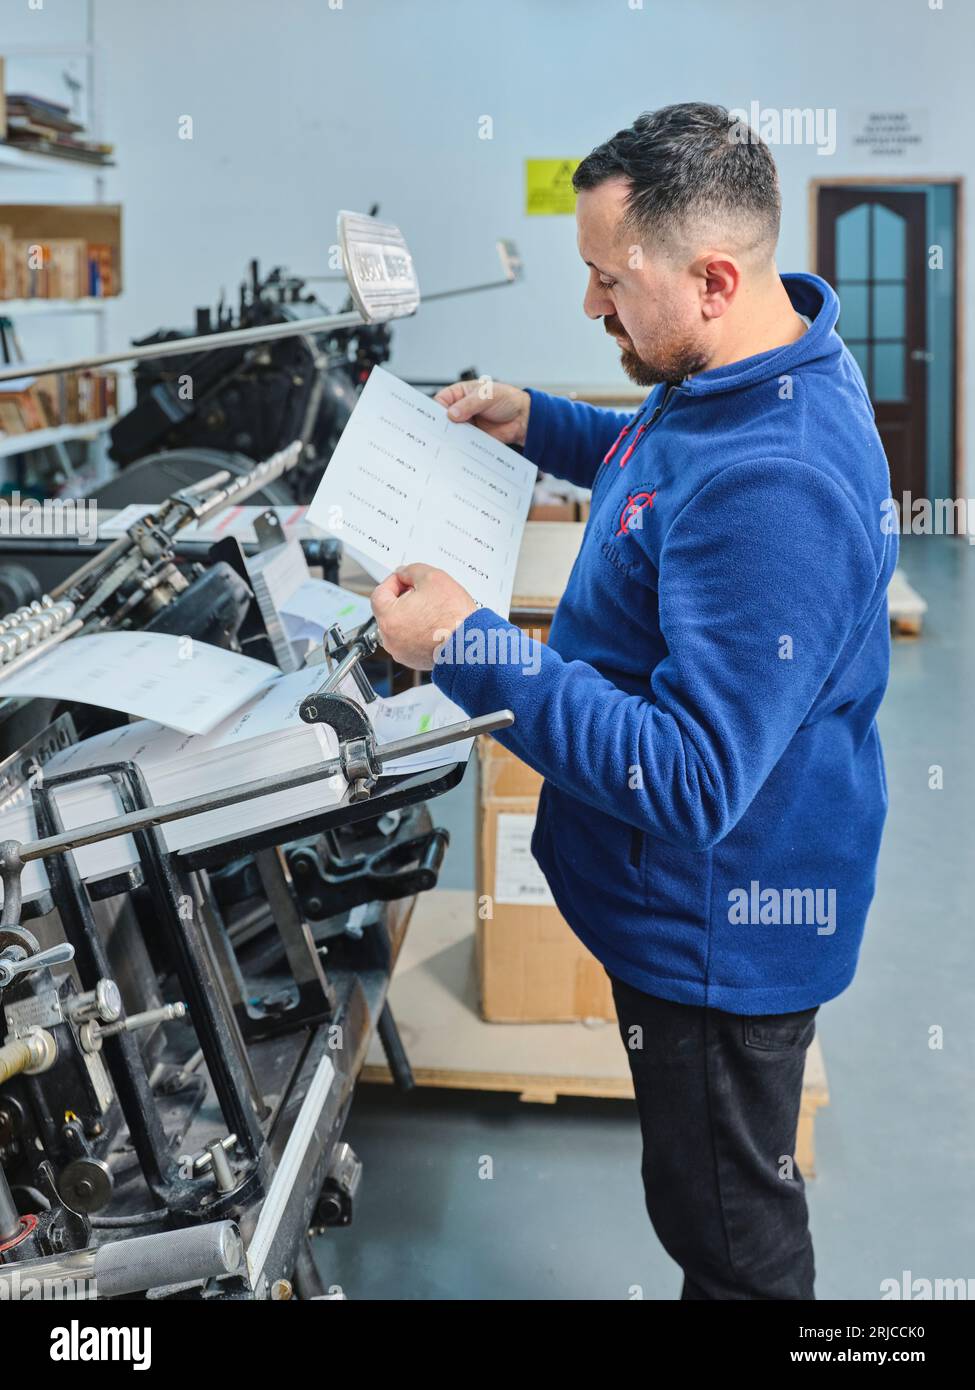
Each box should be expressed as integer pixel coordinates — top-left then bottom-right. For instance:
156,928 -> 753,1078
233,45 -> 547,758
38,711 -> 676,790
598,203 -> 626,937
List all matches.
279,579 -> 373,644
368,684 -> 472,774
0,631 -> 278,736
306,366 -> 536,616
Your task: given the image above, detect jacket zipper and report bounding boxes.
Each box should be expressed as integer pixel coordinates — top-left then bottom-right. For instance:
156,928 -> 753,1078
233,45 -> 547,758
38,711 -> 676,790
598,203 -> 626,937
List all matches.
594,383 -> 680,505
641,382 -> 678,438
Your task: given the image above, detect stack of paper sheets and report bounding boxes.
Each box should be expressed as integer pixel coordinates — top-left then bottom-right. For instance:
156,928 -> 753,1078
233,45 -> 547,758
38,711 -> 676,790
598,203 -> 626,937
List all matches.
244,539 -> 313,671
0,661 -> 470,907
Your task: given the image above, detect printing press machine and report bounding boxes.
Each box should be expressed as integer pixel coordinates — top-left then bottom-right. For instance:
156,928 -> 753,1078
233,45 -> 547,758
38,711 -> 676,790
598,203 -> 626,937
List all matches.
0,213 -> 517,1300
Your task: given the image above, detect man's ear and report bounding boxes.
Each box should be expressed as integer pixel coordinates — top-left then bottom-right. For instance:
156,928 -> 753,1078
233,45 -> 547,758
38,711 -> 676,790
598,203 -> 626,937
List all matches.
694,255 -> 740,320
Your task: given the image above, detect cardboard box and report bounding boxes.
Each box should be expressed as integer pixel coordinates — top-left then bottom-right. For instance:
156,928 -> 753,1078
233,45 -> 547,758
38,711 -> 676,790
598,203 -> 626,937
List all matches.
528,497 -> 578,523
528,475 -> 591,523
476,736 -> 616,1023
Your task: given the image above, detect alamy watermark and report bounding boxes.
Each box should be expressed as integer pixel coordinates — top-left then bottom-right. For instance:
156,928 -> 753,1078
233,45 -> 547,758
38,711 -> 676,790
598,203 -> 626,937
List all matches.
728,880 -> 836,936
0,1269 -> 96,1300
0,493 -> 99,546
882,493 -> 975,542
728,102 -> 836,157
434,623 -> 543,676
881,1270 -> 975,1300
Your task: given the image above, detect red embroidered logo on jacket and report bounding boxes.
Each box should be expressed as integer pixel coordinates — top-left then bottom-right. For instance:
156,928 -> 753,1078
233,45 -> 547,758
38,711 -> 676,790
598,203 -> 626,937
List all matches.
615,489 -> 657,536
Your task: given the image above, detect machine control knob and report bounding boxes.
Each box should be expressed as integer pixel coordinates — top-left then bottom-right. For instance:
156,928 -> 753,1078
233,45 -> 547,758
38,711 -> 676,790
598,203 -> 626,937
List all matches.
67,978 -> 123,1026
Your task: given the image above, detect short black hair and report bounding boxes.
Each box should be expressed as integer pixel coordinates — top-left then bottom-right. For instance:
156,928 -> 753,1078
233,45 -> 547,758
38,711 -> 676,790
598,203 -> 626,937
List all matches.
572,102 -> 781,260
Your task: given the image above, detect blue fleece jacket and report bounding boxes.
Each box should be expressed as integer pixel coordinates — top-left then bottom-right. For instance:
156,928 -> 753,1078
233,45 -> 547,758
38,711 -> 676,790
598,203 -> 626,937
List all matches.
433,273 -> 897,1014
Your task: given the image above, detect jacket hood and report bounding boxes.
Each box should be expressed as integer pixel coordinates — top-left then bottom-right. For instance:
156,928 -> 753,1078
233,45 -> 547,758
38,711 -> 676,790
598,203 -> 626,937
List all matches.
678,272 -> 842,399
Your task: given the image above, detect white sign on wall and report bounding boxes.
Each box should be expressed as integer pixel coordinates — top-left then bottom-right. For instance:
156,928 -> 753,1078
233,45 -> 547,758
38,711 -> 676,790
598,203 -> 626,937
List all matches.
849,109 -> 928,159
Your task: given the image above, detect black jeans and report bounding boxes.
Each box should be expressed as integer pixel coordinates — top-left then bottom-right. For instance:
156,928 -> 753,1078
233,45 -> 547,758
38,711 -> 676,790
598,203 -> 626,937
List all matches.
609,973 -> 819,1300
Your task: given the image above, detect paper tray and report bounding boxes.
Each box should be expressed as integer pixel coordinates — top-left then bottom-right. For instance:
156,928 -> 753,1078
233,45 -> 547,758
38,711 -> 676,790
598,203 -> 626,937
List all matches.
172,757 -> 469,873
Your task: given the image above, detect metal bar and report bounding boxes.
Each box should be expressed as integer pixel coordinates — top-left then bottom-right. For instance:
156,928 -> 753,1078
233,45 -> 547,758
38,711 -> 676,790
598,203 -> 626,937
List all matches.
182,441 -> 303,525
0,1164 -> 21,1243
377,1002 -> 415,1091
299,276 -> 515,300
314,619 -> 379,698
29,772 -> 176,1197
108,763 -> 267,1165
253,846 -> 336,1026
12,710 -> 513,864
189,875 -> 272,1105
0,1222 -> 243,1298
0,311 -> 367,385
43,442 -> 301,606
421,278 -> 520,303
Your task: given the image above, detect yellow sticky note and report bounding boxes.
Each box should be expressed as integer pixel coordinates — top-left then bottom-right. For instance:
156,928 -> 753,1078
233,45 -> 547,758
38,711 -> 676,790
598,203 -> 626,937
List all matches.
525,158 -> 581,215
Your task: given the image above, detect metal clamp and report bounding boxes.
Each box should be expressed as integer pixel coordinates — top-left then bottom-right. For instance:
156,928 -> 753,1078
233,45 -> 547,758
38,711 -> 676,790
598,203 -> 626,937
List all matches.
301,691 -> 381,802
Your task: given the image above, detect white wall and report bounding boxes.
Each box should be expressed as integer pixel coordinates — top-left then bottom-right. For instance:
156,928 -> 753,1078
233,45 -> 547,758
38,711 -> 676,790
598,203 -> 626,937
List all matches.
6,0 -> 973,478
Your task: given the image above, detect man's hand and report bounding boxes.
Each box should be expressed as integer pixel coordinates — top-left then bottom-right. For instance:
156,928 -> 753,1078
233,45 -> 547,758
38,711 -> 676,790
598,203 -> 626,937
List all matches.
371,563 -> 478,671
435,379 -> 531,448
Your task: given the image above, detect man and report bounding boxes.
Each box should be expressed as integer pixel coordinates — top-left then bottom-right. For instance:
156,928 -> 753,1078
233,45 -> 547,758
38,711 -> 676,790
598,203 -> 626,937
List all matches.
371,103 -> 897,1300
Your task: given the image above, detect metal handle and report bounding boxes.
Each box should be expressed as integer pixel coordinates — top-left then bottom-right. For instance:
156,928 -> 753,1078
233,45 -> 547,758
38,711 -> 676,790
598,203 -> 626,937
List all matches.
0,940 -> 75,987
300,618 -> 380,718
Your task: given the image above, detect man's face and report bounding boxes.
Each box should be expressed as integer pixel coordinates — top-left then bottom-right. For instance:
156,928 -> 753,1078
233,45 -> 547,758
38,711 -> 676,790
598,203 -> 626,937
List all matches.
576,178 -> 710,386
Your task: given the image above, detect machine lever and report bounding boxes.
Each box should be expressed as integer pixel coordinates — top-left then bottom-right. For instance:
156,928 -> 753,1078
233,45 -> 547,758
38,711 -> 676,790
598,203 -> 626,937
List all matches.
0,941 -> 75,988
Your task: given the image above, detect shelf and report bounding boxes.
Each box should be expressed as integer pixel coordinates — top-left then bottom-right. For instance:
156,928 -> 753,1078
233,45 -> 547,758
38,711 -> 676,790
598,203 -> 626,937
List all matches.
0,145 -> 113,175
0,416 -> 116,459
0,297 -> 115,317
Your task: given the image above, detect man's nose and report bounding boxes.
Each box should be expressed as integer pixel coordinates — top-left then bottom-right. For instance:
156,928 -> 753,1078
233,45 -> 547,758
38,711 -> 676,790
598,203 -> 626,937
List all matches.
583,282 -> 613,320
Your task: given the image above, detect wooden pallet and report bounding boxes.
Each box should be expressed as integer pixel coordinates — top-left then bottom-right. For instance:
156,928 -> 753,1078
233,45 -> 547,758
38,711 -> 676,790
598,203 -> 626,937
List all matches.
888,567 -> 927,637
363,890 -> 830,1175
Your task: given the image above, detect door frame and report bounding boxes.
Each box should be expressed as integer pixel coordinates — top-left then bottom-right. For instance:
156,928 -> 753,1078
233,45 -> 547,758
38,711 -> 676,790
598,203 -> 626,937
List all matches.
809,176 -> 964,505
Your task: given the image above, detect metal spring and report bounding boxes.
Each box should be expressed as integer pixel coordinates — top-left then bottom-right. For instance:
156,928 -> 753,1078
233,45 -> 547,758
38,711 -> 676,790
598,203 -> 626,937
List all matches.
0,596 -> 76,666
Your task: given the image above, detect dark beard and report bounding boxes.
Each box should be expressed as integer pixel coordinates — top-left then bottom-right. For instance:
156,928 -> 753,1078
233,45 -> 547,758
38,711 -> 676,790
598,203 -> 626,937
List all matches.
606,313 -> 708,386
619,342 -> 709,387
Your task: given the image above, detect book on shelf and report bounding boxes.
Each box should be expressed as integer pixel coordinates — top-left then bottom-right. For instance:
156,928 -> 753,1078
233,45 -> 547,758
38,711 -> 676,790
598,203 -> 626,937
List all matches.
0,227 -> 119,301
0,371 -> 118,439
2,92 -> 114,166
5,93 -> 82,132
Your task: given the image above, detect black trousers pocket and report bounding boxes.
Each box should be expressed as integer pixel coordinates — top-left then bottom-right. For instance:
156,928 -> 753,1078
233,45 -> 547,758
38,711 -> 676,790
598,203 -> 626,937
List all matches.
742,1006 -> 819,1052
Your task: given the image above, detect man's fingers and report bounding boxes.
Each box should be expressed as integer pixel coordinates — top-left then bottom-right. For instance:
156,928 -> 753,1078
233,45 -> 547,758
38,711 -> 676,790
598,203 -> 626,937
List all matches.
396,562 -> 434,586
434,382 -> 472,409
370,572 -> 410,617
445,389 -> 484,422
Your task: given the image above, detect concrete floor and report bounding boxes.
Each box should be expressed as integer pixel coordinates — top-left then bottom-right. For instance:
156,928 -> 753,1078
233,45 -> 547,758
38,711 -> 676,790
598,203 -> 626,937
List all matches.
313,536 -> 975,1299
